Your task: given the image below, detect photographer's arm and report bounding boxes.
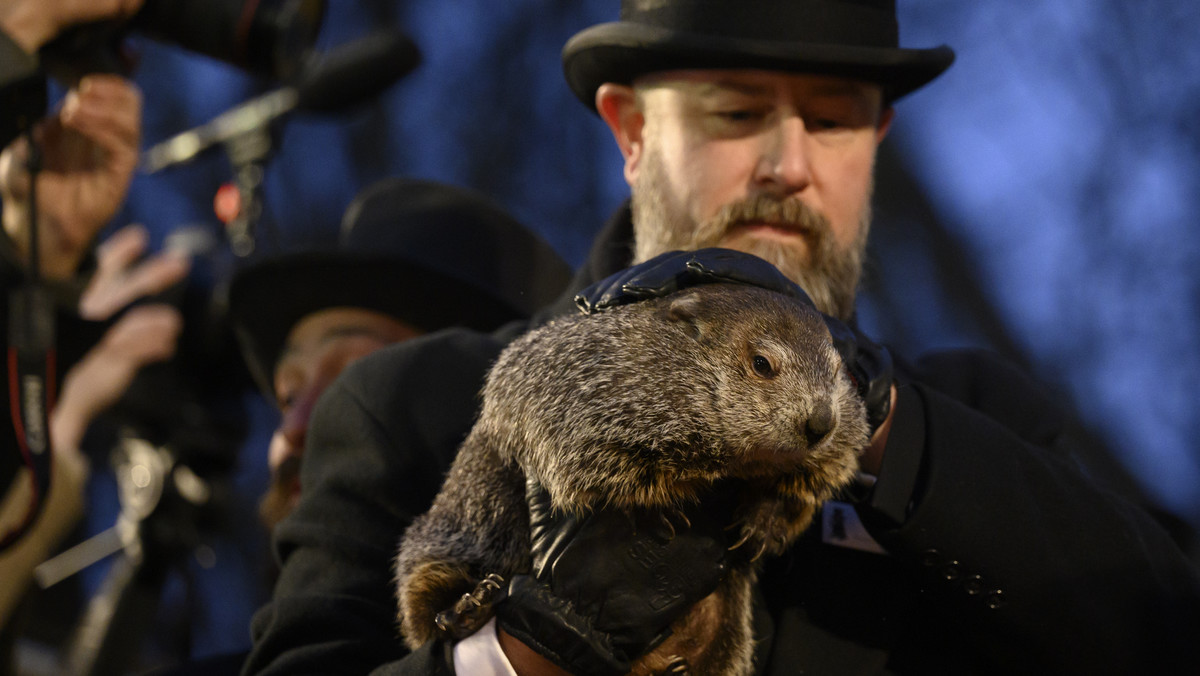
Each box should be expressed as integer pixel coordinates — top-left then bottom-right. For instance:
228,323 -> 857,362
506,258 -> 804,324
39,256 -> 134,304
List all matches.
0,0 -> 143,147
0,0 -> 143,54
0,224 -> 185,629
1,55 -> 142,597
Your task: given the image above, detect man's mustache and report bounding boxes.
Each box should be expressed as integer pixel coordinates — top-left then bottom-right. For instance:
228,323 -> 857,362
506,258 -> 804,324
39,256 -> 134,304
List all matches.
693,194 -> 832,246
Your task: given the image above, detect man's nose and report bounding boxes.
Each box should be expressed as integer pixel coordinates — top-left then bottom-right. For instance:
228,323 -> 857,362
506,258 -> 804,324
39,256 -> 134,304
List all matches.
278,385 -> 321,451
266,430 -> 297,474
754,115 -> 812,196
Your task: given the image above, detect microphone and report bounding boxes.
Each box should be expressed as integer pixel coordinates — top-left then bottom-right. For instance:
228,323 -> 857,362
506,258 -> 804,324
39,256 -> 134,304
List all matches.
141,30 -> 421,173
293,30 -> 421,112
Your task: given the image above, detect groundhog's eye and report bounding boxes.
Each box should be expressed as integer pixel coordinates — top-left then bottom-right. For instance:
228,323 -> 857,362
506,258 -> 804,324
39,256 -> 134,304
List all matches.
752,354 -> 775,378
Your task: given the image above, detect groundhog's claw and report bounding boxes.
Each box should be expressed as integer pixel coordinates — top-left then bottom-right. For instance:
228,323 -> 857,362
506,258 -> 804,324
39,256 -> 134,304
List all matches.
660,512 -> 677,539
749,540 -> 768,563
665,654 -> 690,674
728,528 -> 753,552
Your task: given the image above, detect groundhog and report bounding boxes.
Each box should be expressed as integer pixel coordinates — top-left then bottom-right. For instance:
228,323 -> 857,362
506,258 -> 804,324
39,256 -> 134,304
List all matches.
395,283 -> 870,675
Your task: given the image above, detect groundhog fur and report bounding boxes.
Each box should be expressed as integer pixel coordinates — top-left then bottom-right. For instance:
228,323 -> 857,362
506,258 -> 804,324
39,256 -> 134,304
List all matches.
395,283 -> 870,675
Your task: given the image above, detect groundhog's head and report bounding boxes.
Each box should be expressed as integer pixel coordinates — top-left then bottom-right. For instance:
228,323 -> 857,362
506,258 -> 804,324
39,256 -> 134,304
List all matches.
478,283 -> 868,550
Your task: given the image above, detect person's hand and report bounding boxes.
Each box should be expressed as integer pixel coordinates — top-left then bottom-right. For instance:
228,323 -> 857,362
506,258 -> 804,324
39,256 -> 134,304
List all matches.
1,74 -> 141,280
50,224 -> 188,451
575,247 -> 894,435
495,479 -> 730,676
0,0 -> 144,53
77,223 -> 189,320
575,247 -> 816,314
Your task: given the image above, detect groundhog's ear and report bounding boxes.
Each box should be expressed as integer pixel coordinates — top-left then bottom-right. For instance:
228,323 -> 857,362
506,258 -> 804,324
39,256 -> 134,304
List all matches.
665,293 -> 706,341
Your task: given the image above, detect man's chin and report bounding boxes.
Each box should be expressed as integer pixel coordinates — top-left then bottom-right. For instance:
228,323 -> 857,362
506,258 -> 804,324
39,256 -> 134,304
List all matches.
258,481 -> 301,531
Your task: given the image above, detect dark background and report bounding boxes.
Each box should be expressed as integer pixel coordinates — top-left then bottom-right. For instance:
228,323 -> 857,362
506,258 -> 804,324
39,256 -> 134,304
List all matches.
33,0 -> 1200,669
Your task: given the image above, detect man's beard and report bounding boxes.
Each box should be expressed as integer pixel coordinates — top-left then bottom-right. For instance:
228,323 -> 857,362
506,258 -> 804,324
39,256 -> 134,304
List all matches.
630,148 -> 868,321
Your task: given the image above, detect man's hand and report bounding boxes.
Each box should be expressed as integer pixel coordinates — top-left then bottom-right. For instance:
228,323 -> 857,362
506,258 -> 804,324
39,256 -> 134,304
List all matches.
495,479 -> 730,676
77,223 -> 189,320
0,0 -> 144,53
51,224 -> 188,451
1,74 -> 142,280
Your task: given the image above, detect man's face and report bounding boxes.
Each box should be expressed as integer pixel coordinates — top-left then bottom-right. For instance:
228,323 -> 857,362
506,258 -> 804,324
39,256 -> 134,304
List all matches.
606,69 -> 891,320
259,307 -> 421,529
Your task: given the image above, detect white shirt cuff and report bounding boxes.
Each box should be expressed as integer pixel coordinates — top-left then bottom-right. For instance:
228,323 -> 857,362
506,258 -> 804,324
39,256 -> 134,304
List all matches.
452,617 -> 518,676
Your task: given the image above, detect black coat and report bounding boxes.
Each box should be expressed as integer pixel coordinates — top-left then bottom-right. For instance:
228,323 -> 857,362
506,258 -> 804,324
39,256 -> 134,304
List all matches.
0,28 -> 46,149
244,205 -> 1200,676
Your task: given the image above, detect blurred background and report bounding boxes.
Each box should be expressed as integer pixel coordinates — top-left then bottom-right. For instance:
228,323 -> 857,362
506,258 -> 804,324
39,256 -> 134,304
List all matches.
14,0 -> 1200,672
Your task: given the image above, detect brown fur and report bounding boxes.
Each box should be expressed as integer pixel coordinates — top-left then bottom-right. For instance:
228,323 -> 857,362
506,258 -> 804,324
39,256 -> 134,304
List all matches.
395,284 -> 869,675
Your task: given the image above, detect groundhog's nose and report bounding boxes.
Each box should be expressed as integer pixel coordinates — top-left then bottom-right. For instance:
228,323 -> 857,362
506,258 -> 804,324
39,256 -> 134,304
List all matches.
803,400 -> 834,447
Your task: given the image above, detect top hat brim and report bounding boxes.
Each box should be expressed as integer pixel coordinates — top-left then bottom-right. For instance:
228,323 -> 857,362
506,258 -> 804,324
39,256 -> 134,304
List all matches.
227,249 -> 562,399
563,22 -> 955,110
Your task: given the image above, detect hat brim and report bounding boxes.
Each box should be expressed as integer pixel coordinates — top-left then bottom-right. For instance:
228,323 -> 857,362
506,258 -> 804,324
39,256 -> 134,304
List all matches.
563,22 -> 955,110
227,252 -> 528,398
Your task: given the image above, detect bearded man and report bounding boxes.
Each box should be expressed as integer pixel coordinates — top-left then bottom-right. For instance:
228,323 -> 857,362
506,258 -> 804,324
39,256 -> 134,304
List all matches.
243,2 -> 1200,675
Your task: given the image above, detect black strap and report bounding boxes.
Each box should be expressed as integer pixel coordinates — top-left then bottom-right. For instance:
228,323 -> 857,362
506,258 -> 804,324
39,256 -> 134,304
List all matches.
1,291 -> 57,552
1,128 -> 56,552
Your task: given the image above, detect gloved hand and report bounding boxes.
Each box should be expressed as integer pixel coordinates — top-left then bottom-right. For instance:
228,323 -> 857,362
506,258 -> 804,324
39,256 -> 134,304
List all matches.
495,479 -> 731,676
575,248 -> 893,432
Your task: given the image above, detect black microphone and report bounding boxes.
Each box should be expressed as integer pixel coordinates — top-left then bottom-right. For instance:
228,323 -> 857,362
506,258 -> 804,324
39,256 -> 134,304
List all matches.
141,30 -> 421,172
294,30 -> 420,112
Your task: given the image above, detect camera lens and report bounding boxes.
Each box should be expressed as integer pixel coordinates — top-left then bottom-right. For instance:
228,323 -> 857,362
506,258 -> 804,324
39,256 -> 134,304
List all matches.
133,0 -> 326,80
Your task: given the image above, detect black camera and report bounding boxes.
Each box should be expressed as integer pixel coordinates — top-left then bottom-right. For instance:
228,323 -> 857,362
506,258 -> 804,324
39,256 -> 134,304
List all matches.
41,0 -> 327,83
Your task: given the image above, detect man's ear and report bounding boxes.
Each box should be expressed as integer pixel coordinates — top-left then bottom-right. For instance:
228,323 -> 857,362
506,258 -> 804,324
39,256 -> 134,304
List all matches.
876,106 -> 894,144
596,83 -> 645,186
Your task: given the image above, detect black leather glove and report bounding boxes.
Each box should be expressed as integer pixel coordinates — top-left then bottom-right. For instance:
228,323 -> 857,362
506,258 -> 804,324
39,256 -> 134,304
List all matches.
575,248 -> 893,432
495,479 -> 730,676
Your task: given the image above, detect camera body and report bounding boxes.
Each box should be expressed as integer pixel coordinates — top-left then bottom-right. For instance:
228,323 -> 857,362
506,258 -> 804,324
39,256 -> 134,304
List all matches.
41,0 -> 326,83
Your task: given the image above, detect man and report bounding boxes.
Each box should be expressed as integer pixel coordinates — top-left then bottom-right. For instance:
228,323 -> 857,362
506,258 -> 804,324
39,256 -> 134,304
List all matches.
143,178 -> 568,676
227,177 -> 571,531
244,2 -> 1200,675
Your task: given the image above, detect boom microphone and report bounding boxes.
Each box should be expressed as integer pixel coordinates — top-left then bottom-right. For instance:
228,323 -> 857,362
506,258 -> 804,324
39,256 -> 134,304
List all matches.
293,30 -> 421,112
142,30 -> 421,172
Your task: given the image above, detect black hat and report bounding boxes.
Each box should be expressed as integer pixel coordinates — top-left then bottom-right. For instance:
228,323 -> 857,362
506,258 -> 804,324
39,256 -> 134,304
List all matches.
562,0 -> 955,109
227,178 -> 572,396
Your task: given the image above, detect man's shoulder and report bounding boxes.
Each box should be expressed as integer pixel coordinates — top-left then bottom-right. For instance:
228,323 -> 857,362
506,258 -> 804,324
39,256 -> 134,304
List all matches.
904,347 -> 1045,399
309,326 -> 527,475
334,325 -> 520,405
901,346 -> 1081,450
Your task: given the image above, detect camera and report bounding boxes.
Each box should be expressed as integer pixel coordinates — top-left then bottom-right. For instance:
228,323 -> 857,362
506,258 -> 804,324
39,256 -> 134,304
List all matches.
41,0 -> 327,83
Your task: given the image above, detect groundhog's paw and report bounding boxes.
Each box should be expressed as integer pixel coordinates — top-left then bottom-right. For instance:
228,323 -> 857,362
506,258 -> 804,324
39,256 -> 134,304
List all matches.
728,496 -> 817,561
397,560 -> 477,649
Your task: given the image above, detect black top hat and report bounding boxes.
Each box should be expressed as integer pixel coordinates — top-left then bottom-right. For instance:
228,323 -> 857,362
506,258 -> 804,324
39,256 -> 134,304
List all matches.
227,178 -> 572,397
562,0 -> 955,109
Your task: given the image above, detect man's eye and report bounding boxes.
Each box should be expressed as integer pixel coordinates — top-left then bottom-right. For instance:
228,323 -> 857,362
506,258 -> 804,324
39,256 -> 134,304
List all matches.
810,117 -> 843,131
716,110 -> 761,122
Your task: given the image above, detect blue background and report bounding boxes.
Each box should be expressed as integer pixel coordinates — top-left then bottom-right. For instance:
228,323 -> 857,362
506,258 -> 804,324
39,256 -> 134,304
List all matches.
56,0 -> 1200,667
